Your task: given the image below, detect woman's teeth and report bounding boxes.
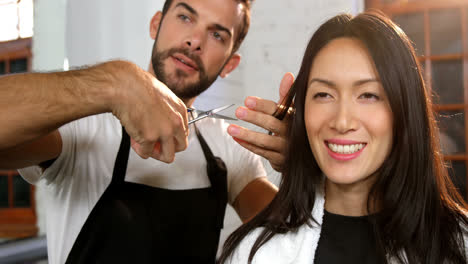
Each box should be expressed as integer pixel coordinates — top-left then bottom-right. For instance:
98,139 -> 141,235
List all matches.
328,143 -> 365,154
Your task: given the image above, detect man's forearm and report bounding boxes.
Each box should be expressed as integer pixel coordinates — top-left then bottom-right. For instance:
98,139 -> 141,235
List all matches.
0,59 -> 189,163
233,177 -> 278,223
0,62 -> 117,150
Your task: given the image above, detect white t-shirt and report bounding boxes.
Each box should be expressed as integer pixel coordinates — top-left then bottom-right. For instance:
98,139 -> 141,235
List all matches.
19,113 -> 266,264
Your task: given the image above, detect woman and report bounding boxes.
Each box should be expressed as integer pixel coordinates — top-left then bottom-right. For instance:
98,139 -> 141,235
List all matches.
219,11 -> 468,264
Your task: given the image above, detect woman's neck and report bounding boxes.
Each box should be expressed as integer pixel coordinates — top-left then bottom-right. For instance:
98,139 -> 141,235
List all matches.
324,179 -> 374,217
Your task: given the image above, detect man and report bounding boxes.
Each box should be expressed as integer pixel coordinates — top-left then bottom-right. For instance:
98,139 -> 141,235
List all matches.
0,0 -> 290,263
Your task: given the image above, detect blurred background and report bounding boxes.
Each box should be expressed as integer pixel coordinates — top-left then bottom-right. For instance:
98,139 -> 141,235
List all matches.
1,0 -> 467,262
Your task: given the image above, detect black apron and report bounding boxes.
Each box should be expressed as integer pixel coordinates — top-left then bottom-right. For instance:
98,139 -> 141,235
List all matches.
65,125 -> 228,264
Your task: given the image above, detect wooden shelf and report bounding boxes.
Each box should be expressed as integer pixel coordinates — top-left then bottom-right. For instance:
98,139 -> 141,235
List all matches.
0,223 -> 38,239
444,154 -> 467,161
418,54 -> 465,62
368,0 -> 468,15
433,104 -> 466,111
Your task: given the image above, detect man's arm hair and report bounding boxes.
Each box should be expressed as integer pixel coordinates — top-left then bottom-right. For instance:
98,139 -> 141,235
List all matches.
0,63 -> 117,151
0,62 -> 121,169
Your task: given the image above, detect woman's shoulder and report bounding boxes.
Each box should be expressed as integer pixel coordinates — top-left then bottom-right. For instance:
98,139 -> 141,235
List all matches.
228,224 -> 316,264
227,189 -> 326,263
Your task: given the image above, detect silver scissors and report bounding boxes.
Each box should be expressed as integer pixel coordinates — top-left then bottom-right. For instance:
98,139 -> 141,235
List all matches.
187,104 -> 237,124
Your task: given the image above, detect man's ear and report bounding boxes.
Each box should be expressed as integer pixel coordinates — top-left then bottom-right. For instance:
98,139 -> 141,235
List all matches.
220,53 -> 241,78
150,11 -> 163,40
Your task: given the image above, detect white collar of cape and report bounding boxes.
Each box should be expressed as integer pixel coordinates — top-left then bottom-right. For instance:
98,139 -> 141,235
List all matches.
226,178 -> 468,264
228,182 -> 468,264
228,183 -> 413,264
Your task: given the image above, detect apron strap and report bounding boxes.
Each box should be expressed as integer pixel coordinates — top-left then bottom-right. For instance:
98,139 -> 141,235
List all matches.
193,124 -> 215,161
110,126 -> 131,186
193,124 -> 228,229
110,125 -> 228,228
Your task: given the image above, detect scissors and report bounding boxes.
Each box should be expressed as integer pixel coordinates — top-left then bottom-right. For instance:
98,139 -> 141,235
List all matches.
187,104 -> 237,124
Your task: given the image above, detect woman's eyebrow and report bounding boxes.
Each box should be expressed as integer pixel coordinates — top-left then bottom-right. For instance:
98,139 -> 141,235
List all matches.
309,78 -> 379,87
309,78 -> 336,88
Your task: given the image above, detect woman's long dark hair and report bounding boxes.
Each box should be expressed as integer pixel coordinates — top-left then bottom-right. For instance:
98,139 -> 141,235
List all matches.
219,11 -> 468,264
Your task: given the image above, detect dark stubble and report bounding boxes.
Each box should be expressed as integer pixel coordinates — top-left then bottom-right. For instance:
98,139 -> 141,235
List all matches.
151,43 -> 221,100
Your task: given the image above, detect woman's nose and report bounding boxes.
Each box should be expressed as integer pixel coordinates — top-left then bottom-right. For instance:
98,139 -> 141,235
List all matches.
329,101 -> 358,133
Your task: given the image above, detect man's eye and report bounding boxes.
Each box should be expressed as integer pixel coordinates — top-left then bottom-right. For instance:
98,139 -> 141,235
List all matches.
213,32 -> 224,41
178,14 -> 190,22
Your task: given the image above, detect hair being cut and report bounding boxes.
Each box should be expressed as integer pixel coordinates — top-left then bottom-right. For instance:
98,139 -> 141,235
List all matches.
161,0 -> 254,52
219,11 -> 468,264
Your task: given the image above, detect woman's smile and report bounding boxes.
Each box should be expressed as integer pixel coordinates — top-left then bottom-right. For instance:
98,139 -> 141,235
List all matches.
325,140 -> 367,161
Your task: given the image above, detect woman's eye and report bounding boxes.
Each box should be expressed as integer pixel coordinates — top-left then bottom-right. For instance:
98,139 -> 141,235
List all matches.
359,92 -> 380,101
313,92 -> 331,99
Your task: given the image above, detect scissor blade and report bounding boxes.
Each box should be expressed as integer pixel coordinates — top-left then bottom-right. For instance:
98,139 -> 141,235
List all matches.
188,114 -> 208,124
211,113 -> 237,121
188,104 -> 236,124
188,112 -> 237,124
207,104 -> 235,115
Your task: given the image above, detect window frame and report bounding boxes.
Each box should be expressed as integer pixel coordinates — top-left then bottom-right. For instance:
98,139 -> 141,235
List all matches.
0,37 -> 32,73
366,0 -> 468,199
0,37 -> 37,238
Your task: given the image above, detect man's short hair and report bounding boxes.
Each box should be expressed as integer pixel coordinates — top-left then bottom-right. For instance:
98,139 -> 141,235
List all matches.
161,0 -> 253,52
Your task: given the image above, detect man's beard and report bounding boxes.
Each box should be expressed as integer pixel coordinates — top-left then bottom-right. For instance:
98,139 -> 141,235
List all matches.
151,43 -> 220,100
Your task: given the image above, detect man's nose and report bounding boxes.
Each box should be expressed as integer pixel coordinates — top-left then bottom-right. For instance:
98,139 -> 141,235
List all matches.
184,31 -> 203,53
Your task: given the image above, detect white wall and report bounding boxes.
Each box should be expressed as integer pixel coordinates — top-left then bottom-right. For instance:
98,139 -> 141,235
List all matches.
65,0 -> 162,68
32,0 -> 67,72
32,0 -> 364,255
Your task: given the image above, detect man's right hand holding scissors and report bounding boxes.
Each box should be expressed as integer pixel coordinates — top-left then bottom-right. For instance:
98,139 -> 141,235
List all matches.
108,61 -> 189,163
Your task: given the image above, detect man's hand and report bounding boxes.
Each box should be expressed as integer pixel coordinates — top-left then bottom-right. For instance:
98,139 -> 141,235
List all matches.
106,61 -> 188,163
227,73 -> 294,172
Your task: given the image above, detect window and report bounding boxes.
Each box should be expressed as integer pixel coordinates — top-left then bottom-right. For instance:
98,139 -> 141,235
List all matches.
0,37 -> 31,74
366,0 -> 468,199
0,0 -> 33,42
0,0 -> 36,238
0,171 -> 37,238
